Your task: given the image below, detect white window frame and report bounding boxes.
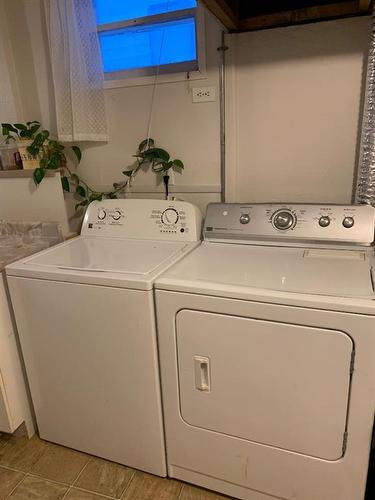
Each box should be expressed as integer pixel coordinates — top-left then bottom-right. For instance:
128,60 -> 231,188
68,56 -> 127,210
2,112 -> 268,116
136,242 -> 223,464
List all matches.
97,3 -> 207,89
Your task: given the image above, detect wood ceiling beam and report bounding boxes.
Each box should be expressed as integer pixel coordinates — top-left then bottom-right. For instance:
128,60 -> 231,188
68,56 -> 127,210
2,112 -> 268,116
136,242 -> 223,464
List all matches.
239,1 -> 366,32
200,0 -> 239,30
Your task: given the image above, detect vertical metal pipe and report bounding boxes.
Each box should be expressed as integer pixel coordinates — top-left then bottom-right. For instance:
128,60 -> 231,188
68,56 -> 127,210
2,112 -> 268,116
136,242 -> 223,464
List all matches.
218,31 -> 228,202
355,6 -> 375,204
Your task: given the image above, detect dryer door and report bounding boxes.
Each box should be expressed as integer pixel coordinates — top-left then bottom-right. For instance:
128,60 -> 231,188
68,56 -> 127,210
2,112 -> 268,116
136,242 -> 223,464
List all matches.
176,310 -> 353,460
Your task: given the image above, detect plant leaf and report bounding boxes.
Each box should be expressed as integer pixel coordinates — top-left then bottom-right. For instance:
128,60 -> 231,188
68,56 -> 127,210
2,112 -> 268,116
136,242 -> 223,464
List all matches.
26,145 -> 38,157
72,145 -> 82,163
163,162 -> 173,172
75,200 -> 89,211
138,138 -> 154,152
76,185 -> 86,198
61,176 -> 70,192
155,148 -> 170,161
70,173 -> 80,185
142,148 -> 170,162
46,152 -> 60,169
113,181 -> 127,191
30,124 -> 41,136
152,164 -> 165,173
30,133 -> 44,149
88,192 -> 103,202
14,123 -> 27,131
2,123 -> 17,135
33,167 -> 45,185
172,159 -> 184,170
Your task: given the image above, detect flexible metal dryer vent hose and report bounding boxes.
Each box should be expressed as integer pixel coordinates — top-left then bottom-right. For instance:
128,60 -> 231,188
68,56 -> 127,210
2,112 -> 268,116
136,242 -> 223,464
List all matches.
355,5 -> 375,204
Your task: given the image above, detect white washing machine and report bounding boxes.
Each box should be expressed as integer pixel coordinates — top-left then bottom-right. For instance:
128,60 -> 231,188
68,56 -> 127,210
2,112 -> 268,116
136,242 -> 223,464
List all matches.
6,199 -> 201,476
155,203 -> 375,499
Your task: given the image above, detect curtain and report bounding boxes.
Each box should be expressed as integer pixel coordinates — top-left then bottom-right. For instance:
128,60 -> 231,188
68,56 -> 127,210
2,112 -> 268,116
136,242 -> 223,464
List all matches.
44,0 -> 108,142
0,2 -> 18,124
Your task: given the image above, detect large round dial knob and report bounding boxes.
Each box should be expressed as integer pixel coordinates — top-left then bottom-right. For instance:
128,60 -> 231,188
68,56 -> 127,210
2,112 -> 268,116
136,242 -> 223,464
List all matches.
342,216 -> 354,228
272,210 -> 295,230
161,208 -> 179,225
319,216 -> 330,227
97,209 -> 106,220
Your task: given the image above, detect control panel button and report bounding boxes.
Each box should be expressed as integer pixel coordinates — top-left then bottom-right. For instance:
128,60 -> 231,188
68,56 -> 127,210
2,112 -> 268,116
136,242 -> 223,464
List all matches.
342,216 -> 354,228
239,214 -> 250,225
111,210 -> 121,221
98,209 -> 106,220
319,216 -> 330,228
272,210 -> 296,231
161,208 -> 179,225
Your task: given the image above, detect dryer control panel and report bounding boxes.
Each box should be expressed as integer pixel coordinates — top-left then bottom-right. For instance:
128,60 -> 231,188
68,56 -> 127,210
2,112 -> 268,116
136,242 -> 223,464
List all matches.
204,203 -> 375,246
81,199 -> 202,241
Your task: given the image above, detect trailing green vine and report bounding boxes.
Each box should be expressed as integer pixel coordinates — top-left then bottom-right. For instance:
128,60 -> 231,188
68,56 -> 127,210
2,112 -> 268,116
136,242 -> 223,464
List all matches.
2,121 -> 42,141
123,137 -> 184,179
1,123 -> 185,210
122,138 -> 184,199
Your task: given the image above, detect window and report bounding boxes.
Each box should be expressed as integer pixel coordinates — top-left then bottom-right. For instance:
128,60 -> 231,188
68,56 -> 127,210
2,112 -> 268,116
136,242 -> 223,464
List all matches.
93,0 -> 201,82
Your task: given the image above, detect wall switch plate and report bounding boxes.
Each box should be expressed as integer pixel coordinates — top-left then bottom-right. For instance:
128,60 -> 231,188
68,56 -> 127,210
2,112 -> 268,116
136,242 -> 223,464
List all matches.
192,86 -> 217,103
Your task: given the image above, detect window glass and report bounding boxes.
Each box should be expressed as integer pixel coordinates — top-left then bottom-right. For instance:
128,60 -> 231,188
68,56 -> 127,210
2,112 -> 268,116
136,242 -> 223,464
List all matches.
99,17 -> 197,73
94,0 -> 197,25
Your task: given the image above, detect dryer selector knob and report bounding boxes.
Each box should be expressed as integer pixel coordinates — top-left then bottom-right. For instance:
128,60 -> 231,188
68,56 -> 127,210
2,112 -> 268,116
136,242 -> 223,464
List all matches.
319,216 -> 331,227
342,216 -> 354,228
272,210 -> 296,231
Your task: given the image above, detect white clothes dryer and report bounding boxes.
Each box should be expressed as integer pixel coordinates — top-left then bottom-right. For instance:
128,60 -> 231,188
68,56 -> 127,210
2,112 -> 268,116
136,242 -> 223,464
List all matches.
155,203 -> 375,499
6,199 -> 201,476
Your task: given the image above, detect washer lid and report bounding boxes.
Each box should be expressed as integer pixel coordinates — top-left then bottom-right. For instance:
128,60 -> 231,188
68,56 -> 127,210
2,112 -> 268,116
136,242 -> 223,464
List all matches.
156,242 -> 375,298
20,237 -> 188,275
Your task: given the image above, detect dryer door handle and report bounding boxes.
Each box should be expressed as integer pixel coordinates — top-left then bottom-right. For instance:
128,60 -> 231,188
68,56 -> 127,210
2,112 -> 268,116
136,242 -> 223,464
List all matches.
194,356 -> 211,392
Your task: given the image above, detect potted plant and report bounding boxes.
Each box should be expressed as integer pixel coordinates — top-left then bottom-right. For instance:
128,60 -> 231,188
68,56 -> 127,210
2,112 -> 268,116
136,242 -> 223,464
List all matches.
72,138 -> 185,211
2,121 -> 43,169
123,138 -> 184,199
1,124 -> 186,211
27,129 -> 128,211
78,137 -> 185,208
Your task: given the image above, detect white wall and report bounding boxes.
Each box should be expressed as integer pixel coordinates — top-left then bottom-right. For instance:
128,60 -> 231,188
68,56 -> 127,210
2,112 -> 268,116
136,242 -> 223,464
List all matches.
2,2 -> 372,225
0,172 -> 70,236
225,16 -> 371,204
79,10 -> 222,193
22,1 -> 223,217
2,0 -> 43,123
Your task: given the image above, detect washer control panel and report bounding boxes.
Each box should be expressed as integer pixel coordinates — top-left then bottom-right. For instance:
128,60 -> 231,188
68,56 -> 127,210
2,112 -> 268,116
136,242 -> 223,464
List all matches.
81,199 -> 202,241
204,203 -> 375,246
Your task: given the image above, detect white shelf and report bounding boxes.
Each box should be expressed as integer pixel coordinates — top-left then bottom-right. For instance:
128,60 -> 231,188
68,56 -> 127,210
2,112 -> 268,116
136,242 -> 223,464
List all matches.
0,170 -> 59,179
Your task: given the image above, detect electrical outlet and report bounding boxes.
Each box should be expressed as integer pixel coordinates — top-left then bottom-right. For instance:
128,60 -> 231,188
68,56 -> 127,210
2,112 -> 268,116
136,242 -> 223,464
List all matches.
168,168 -> 175,185
192,86 -> 216,103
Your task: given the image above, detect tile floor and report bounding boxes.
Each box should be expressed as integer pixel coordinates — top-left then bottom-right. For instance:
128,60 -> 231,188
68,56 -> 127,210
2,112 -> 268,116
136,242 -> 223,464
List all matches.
0,431 -> 231,500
